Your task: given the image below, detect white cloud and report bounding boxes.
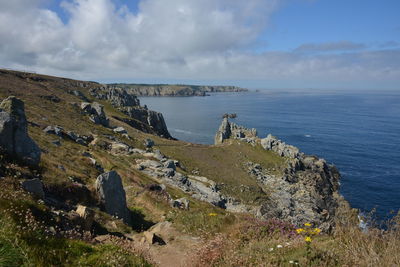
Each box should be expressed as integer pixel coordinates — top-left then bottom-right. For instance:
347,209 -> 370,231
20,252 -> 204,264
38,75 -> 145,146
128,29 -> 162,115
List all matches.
0,0 -> 399,89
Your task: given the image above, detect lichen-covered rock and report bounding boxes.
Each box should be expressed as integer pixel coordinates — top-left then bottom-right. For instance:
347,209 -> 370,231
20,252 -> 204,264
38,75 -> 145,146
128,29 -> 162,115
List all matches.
95,171 -> 131,225
81,102 -> 109,127
0,96 -> 41,166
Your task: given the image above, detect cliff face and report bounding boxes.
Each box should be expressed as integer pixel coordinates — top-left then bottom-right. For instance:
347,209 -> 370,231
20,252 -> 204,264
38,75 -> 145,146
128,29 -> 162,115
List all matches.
107,84 -> 247,96
89,86 -> 173,139
214,118 -> 343,231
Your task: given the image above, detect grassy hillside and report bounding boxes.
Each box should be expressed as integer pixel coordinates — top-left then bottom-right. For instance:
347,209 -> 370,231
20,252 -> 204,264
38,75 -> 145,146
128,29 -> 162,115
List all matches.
0,69 -> 399,267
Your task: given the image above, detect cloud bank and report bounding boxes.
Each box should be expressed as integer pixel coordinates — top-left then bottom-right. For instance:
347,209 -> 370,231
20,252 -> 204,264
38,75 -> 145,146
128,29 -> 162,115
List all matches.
0,0 -> 399,89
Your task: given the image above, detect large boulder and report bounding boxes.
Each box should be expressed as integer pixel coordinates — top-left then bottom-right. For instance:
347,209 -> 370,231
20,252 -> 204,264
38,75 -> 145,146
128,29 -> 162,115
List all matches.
21,178 -> 45,198
95,171 -> 131,225
81,102 -> 109,127
0,96 -> 41,166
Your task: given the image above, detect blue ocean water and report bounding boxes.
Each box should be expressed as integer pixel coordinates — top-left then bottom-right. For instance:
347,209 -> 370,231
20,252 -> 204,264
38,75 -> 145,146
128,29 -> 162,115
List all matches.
139,90 -> 400,220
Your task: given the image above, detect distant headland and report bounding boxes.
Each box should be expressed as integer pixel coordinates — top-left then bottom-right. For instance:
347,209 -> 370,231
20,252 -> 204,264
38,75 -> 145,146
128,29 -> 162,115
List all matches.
107,83 -> 248,96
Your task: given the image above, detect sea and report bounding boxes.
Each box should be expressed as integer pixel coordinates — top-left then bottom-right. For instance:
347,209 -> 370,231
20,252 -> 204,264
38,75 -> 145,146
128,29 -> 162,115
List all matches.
139,90 -> 400,221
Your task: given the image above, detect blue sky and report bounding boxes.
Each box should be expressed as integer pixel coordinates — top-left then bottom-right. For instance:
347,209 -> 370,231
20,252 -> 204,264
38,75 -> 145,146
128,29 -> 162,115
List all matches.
1,0 -> 399,89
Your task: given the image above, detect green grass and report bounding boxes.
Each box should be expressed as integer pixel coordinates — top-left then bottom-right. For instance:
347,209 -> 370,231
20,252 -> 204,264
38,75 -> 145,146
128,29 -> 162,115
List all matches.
154,139 -> 285,204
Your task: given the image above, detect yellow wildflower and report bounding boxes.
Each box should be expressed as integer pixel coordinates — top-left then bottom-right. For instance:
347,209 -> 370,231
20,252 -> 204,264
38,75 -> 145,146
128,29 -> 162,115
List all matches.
296,228 -> 304,234
313,228 -> 321,234
208,212 -> 218,216
305,236 -> 312,242
304,223 -> 312,227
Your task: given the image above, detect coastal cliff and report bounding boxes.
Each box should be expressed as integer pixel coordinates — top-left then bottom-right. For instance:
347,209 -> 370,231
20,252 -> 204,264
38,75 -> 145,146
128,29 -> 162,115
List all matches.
107,83 -> 247,96
0,69 -> 397,267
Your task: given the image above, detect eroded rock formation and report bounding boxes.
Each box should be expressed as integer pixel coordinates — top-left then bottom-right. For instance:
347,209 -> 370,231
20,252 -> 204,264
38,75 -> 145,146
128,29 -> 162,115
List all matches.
95,171 -> 131,225
215,118 -> 257,145
0,96 -> 41,165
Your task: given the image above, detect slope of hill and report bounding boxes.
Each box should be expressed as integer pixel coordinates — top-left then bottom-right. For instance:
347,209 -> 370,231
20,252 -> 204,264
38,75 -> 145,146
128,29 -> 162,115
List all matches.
0,69 -> 399,267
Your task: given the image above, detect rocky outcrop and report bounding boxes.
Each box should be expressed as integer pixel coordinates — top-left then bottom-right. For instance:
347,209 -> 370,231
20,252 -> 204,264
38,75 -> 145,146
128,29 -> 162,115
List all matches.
107,83 -> 248,97
68,90 -> 89,102
246,158 -> 340,232
95,171 -> 131,225
135,149 -> 255,213
215,120 -> 343,231
89,86 -> 172,139
0,96 -> 41,165
43,125 -> 93,146
215,118 -> 257,145
261,134 -> 300,159
122,107 -> 172,139
89,86 -> 140,107
81,102 -> 109,127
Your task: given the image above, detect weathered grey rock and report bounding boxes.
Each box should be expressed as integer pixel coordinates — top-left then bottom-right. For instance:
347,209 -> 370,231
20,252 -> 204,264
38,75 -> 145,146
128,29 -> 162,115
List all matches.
144,138 -> 154,148
22,178 -> 45,198
113,127 -> 127,134
68,90 -> 89,102
81,102 -> 109,127
214,118 -> 257,145
110,142 -> 131,155
164,160 -> 176,170
0,96 -> 41,165
123,107 -> 172,138
261,134 -> 300,159
43,125 -> 64,136
172,197 -> 189,210
95,171 -> 131,225
89,87 -> 140,107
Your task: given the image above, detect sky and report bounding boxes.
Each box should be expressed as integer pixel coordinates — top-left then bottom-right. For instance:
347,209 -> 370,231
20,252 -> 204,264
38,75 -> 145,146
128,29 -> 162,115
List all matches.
0,0 -> 399,89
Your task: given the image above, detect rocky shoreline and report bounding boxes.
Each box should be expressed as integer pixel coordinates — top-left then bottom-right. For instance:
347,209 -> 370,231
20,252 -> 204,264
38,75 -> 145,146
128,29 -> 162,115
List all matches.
214,118 -> 344,232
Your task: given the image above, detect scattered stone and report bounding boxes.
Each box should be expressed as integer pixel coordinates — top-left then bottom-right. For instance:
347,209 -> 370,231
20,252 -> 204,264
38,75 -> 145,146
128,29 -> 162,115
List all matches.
113,127 -> 127,134
144,138 -> 154,149
148,184 -> 166,192
110,142 -> 131,155
95,171 -> 131,225
68,90 -> 89,102
81,102 -> 109,127
51,140 -> 61,146
43,125 -> 64,136
39,95 -> 61,103
0,96 -> 41,165
171,197 -> 189,210
164,160 -> 176,170
76,205 -> 95,231
22,178 -> 45,198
